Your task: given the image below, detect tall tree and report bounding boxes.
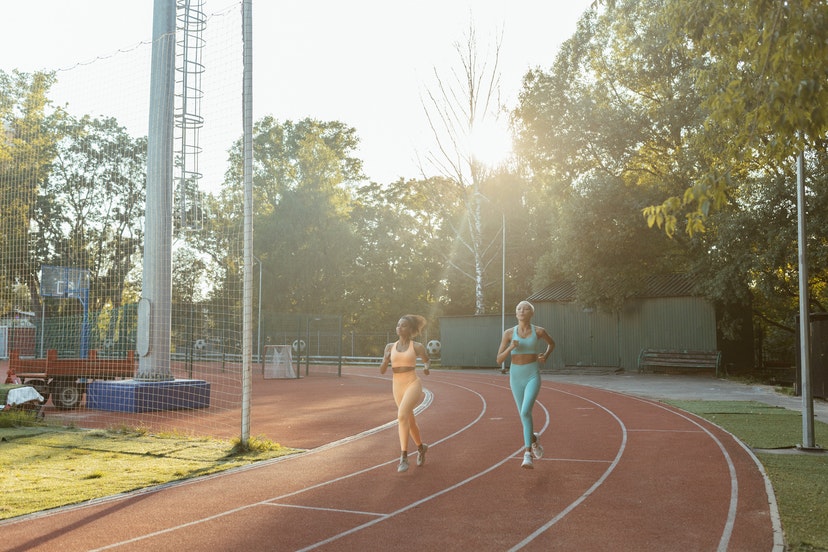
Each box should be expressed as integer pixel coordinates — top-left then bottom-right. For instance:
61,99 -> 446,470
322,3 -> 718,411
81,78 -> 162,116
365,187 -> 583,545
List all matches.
35,114 -> 146,312
648,0 -> 828,234
0,70 -> 59,316
218,117 -> 365,317
515,0 -> 828,368
513,2 -> 698,302
421,22 -> 508,314
350,176 -> 456,333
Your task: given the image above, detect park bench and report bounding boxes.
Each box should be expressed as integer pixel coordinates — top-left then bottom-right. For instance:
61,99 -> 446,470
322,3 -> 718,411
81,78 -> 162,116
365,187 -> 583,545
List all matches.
637,348 -> 722,377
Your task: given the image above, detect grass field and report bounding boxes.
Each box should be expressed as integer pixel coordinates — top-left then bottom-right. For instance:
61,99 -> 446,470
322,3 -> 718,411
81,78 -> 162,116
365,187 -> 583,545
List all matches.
1,400 -> 826,551
0,417 -> 298,520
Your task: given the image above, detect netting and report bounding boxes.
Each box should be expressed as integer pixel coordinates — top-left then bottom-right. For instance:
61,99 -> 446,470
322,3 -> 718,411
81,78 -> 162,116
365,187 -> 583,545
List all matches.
260,313 -> 343,376
263,345 -> 295,379
0,3 -> 248,439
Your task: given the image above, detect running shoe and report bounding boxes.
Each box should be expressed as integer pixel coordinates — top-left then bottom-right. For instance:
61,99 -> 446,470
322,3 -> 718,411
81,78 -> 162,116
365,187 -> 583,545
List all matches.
531,433 -> 544,459
398,457 -> 409,473
521,451 -> 534,469
417,444 -> 428,467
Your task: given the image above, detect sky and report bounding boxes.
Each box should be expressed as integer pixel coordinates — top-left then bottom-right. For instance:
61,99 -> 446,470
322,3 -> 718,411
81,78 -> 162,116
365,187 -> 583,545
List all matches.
1,0 -> 594,185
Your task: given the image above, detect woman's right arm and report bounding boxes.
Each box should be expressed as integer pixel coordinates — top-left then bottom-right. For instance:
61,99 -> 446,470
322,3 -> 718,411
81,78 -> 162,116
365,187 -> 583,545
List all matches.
496,329 -> 515,365
379,343 -> 392,374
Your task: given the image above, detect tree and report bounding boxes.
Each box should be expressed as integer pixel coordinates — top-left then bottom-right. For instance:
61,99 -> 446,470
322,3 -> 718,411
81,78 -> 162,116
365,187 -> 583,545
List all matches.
691,150 -> 828,362
421,21 -> 509,314
31,113 -> 146,348
0,70 -> 59,316
37,115 -> 146,302
514,0 -> 828,373
513,1 -> 699,302
217,117 -> 365,319
350,176 -> 456,333
647,0 -> 828,234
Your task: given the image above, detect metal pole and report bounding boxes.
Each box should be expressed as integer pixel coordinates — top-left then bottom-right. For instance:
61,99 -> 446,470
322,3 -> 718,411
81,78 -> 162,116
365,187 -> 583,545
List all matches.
40,302 -> 45,358
253,255 -> 262,365
240,0 -> 253,445
796,151 -> 816,450
501,213 -> 506,373
137,0 -> 176,380
337,315 -> 343,377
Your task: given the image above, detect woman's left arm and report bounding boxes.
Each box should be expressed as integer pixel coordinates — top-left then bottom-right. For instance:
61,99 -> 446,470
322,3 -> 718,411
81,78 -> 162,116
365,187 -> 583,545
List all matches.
537,327 -> 556,363
414,342 -> 431,374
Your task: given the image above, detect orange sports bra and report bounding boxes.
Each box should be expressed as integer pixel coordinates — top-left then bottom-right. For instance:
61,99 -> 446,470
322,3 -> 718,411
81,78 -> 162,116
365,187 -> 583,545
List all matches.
390,340 -> 417,367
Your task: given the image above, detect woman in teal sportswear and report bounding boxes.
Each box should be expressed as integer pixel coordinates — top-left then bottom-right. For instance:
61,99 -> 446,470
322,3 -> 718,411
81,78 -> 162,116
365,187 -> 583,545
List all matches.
496,301 -> 555,469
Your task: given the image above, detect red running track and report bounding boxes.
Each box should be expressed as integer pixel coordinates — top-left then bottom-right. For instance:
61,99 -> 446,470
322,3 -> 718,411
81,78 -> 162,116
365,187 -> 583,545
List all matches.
0,367 -> 783,551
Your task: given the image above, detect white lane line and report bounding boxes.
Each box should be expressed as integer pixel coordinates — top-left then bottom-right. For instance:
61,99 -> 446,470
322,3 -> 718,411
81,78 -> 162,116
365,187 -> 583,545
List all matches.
91,375 -> 488,551
93,372 -> 637,552
379,371 -> 779,551
540,457 -> 613,464
263,502 -> 386,517
576,390 -> 745,552
647,399 -> 784,552
728,434 -> 786,552
508,385 -> 628,551
647,402 -> 738,552
294,378 -> 506,551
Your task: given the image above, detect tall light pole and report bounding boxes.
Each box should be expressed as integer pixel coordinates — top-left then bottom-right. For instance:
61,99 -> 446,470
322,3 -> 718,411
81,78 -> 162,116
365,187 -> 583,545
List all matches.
796,152 -> 816,450
500,212 -> 506,374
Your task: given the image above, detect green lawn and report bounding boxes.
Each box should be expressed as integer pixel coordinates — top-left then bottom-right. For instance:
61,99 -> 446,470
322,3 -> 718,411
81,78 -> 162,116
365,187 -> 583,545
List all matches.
0,418 -> 298,520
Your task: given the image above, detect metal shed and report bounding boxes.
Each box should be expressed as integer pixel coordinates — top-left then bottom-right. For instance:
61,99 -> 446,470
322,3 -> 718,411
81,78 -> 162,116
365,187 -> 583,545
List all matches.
439,275 -> 718,371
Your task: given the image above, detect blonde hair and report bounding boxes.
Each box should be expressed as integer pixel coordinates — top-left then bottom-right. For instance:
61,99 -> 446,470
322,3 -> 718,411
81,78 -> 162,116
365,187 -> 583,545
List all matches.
401,314 -> 427,337
516,301 -> 535,313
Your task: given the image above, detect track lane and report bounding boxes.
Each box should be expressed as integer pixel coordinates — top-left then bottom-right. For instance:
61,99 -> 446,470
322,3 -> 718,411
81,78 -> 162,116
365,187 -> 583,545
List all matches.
0,368 -> 777,551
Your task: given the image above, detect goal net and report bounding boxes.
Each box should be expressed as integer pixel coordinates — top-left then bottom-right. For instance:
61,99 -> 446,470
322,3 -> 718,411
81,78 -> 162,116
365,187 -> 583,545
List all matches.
263,345 -> 296,379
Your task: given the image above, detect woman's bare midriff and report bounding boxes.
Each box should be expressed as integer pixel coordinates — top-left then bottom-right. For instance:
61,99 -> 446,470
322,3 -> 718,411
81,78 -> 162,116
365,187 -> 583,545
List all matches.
392,366 -> 416,374
511,353 -> 538,365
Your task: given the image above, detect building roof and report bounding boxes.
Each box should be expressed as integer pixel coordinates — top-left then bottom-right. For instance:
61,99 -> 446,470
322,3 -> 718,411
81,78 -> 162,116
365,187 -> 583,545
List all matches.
527,274 -> 698,303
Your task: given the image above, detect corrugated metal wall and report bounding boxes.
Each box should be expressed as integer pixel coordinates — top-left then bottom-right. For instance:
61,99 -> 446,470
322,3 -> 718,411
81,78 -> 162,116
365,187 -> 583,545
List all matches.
440,297 -> 717,370
532,303 -> 620,367
439,315 -> 503,368
616,297 -> 718,369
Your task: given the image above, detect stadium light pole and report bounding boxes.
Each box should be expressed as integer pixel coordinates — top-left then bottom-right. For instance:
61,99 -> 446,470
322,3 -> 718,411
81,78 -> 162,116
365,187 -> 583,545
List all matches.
241,0 -> 253,445
500,211 -> 506,373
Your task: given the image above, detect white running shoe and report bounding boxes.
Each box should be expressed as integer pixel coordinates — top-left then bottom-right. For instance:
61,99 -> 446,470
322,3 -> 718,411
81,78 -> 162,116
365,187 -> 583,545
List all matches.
417,444 -> 428,467
521,451 -> 534,469
398,458 -> 409,472
531,434 -> 544,459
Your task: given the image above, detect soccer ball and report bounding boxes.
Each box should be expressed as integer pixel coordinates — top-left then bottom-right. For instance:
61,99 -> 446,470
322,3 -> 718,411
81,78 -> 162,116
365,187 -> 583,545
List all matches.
292,339 -> 306,353
426,340 -> 441,358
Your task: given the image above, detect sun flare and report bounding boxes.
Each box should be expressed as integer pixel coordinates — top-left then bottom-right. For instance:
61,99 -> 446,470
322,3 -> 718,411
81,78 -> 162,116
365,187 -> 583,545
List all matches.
469,119 -> 513,169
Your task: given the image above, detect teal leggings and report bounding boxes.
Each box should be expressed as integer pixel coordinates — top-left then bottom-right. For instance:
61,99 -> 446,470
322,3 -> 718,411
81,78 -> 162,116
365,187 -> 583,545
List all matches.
509,361 -> 541,448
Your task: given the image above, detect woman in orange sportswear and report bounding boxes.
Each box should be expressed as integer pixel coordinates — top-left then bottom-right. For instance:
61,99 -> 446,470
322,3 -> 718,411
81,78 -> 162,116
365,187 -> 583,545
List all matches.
380,314 -> 431,473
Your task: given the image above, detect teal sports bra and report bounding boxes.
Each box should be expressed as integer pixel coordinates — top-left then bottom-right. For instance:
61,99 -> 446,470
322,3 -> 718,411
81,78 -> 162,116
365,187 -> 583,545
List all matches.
511,325 -> 538,355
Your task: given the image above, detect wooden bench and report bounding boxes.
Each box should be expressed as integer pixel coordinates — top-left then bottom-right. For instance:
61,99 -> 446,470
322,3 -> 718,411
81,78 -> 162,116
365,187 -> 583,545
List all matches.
638,349 -> 722,376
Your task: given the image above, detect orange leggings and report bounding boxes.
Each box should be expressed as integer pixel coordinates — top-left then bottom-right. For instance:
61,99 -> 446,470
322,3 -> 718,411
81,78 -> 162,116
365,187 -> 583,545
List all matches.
392,370 -> 424,452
